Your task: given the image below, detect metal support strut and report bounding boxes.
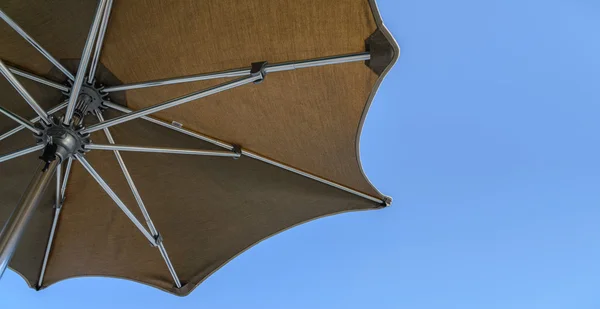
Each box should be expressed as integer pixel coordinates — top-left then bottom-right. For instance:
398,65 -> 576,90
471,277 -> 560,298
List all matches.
0,160 -> 59,279
95,112 -> 181,288
63,0 -> 109,124
102,102 -> 385,204
37,158 -> 72,289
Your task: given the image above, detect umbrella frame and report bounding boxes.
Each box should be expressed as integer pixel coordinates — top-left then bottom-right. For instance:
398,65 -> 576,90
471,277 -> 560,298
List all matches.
0,0 -> 392,290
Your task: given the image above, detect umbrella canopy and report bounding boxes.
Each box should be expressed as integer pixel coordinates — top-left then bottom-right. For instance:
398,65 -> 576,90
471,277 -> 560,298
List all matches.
0,0 -> 398,296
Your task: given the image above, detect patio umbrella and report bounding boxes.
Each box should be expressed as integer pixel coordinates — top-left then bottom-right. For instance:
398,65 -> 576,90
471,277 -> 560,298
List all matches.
0,0 -> 398,296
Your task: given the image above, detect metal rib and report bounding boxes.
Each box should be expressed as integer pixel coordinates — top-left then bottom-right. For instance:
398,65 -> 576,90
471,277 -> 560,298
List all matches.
64,0 -> 109,124
158,245 -> 181,288
60,157 -> 73,199
104,103 -> 383,204
102,101 -> 233,150
86,144 -> 239,157
0,59 -> 51,124
96,112 -> 181,288
37,162 -> 62,288
55,163 -> 62,211
0,105 -> 41,135
0,9 -> 74,80
242,150 -> 382,203
102,52 -> 370,93
7,66 -> 69,92
88,0 -> 113,84
37,156 -> 73,288
264,52 -> 371,73
102,68 -> 250,93
75,154 -> 157,246
82,74 -> 260,133
0,144 -> 44,164
0,101 -> 68,142
36,205 -> 61,288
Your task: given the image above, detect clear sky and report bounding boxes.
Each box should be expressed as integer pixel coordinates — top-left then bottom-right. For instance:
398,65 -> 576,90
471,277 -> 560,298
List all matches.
2,0 -> 600,308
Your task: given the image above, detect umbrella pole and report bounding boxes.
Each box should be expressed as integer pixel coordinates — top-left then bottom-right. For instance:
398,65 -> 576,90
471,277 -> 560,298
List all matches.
0,159 -> 59,279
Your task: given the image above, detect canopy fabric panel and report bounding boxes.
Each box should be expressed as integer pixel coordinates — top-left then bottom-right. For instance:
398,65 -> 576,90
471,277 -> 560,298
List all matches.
0,0 -> 397,296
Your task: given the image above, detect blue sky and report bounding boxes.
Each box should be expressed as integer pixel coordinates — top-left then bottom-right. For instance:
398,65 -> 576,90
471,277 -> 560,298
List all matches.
2,0 -> 600,308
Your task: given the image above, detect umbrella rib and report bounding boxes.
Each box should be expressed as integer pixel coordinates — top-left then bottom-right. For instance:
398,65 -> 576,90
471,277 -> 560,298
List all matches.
87,0 -> 114,84
157,243 -> 181,288
95,112 -> 182,288
103,103 -> 385,204
0,144 -> 44,164
75,154 -> 157,246
103,68 -> 251,93
0,59 -> 51,124
0,9 -> 74,80
6,65 -> 70,92
0,105 -> 41,135
0,101 -> 68,142
63,0 -> 109,125
82,74 -> 261,134
60,157 -> 73,199
36,161 -> 63,289
55,163 -> 62,217
86,143 -> 240,158
102,101 -> 234,150
37,157 -> 73,288
102,52 -> 371,93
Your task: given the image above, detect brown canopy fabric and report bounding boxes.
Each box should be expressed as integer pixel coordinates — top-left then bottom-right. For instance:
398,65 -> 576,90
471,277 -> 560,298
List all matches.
0,0 -> 398,296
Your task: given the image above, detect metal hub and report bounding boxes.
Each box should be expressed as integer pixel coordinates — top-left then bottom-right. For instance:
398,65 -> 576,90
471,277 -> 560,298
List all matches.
35,116 -> 90,162
66,81 -> 108,120
80,82 -> 107,113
